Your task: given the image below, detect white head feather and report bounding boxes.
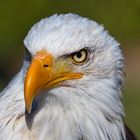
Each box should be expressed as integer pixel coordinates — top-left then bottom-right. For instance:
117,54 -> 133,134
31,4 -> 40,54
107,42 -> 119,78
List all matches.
0,14 -> 125,140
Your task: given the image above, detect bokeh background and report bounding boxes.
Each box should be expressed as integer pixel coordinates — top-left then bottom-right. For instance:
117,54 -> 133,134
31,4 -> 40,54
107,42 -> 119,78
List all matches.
0,0 -> 140,138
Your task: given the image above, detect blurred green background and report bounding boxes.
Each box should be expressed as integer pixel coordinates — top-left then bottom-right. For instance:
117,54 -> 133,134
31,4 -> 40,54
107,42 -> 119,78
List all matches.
0,0 -> 140,138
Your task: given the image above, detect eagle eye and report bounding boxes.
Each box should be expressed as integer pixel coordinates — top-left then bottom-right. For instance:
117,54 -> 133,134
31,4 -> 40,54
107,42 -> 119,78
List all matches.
25,48 -> 32,62
70,49 -> 88,64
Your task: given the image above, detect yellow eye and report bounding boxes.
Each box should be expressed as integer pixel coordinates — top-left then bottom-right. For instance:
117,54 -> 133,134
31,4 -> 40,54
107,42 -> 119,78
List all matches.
70,49 -> 88,64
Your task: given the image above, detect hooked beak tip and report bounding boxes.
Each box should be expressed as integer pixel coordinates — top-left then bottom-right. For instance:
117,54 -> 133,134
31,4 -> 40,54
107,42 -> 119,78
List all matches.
25,93 -> 34,114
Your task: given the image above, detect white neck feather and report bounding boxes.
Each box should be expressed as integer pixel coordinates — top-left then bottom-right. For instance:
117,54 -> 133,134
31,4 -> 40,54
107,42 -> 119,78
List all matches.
0,69 -> 126,140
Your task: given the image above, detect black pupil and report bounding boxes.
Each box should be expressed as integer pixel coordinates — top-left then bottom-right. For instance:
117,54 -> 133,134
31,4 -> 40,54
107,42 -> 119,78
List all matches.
76,52 -> 82,58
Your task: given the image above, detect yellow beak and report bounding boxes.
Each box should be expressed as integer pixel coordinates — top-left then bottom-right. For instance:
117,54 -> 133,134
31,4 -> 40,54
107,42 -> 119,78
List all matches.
24,50 -> 83,113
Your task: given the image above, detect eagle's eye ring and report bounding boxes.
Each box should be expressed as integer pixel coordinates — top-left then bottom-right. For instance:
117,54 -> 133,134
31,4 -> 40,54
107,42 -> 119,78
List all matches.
70,49 -> 88,64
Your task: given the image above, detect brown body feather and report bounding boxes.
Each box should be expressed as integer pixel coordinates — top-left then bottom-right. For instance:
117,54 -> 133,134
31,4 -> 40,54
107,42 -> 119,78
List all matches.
125,124 -> 137,140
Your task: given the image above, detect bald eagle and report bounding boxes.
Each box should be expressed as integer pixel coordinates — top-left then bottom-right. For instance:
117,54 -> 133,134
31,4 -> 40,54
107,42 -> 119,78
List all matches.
0,14 -> 136,140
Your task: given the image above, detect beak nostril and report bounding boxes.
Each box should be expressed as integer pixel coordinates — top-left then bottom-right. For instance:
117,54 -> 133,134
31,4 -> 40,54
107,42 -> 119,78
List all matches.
43,64 -> 49,67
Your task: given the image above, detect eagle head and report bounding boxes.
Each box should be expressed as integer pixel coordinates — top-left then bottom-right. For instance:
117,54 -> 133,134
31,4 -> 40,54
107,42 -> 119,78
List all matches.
22,14 -> 124,139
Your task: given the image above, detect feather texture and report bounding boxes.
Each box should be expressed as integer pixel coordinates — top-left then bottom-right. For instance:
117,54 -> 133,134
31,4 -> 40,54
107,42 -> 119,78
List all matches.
0,14 -> 136,140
